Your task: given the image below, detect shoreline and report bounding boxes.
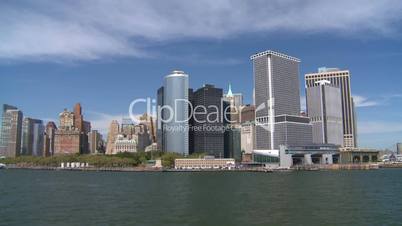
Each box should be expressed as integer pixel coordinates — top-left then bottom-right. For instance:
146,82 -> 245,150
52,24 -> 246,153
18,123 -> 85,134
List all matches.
2,163 -> 402,172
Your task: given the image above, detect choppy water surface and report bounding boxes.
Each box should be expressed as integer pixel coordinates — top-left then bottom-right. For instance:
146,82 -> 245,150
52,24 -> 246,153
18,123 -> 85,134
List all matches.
1,169 -> 402,226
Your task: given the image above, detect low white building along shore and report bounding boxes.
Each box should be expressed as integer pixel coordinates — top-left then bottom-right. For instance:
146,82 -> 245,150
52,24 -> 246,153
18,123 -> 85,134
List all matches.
175,156 -> 235,170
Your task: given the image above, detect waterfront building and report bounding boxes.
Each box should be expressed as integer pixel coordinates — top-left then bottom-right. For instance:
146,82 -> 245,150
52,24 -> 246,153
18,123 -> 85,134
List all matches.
339,147 -> 379,163
397,143 -> 402,154
21,118 -> 43,156
306,81 -> 343,146
54,103 -> 89,155
251,50 -> 312,150
279,144 -> 340,168
113,134 -> 137,154
0,104 -> 23,158
174,156 -> 235,169
106,120 -> 120,154
192,84 -> 225,157
88,130 -> 103,154
159,70 -> 189,155
224,126 -> 242,161
305,67 -> 357,147
241,122 -> 255,154
43,121 -> 57,156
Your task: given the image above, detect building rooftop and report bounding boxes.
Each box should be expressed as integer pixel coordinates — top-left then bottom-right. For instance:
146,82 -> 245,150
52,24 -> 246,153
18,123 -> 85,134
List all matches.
250,50 -> 301,62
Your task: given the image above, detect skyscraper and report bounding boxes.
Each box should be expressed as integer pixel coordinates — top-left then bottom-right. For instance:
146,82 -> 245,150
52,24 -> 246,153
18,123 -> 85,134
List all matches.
159,70 -> 189,155
43,121 -> 57,157
251,50 -> 312,150
88,130 -> 103,154
192,84 -> 225,157
0,104 -> 23,158
223,84 -> 244,124
21,118 -> 44,156
106,120 -> 120,155
305,67 -> 357,147
306,81 -> 343,146
54,103 -> 89,155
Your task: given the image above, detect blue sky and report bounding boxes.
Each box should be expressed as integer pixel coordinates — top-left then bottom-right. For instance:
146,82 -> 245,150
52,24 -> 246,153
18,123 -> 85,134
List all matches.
1,0 -> 402,149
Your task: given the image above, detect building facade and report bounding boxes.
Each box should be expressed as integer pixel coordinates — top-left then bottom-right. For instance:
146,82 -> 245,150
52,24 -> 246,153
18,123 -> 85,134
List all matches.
106,120 -> 120,154
160,70 -> 189,155
306,81 -> 343,146
43,121 -> 57,157
0,104 -> 23,158
305,67 -> 357,147
113,134 -> 137,154
88,130 -> 103,154
54,103 -> 89,155
192,84 -> 225,157
251,50 -> 312,150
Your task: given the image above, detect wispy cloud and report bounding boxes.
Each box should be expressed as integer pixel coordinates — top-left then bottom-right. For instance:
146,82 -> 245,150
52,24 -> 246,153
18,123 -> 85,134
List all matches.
1,0 -> 402,62
353,94 -> 402,107
352,95 -> 379,107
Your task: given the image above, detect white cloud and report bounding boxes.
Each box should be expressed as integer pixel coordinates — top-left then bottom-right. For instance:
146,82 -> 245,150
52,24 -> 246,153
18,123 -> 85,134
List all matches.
1,0 -> 402,61
352,95 -> 379,107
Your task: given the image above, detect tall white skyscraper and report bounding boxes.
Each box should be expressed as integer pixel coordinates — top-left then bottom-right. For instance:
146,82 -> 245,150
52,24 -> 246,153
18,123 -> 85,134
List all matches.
251,50 -> 312,150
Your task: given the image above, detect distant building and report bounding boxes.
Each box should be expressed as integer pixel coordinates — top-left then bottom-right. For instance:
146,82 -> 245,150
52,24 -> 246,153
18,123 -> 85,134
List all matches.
397,143 -> 402,155
135,123 -> 151,151
175,156 -> 235,170
159,70 -> 189,155
88,130 -> 103,154
113,135 -> 137,154
305,68 -> 357,148
241,122 -> 255,154
240,105 -> 255,123
106,120 -> 119,155
21,118 -> 43,156
157,87 -> 164,151
224,126 -> 242,161
43,121 -> 57,157
222,84 -> 243,124
54,103 -> 89,155
306,81 -> 343,146
0,104 -> 23,158
192,84 -> 225,157
251,50 -> 312,150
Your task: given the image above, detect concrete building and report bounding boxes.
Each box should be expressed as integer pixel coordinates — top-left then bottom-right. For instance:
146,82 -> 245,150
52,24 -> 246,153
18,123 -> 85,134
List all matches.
32,121 -> 44,156
251,50 -> 312,150
241,122 -> 255,154
175,156 -> 235,169
0,104 -> 23,158
106,120 -> 120,155
279,144 -> 340,168
88,130 -> 103,154
306,81 -> 343,146
339,148 -> 379,163
159,70 -> 189,155
43,121 -> 57,157
305,67 -> 357,148
113,135 -> 137,154
192,84 -> 225,157
240,105 -> 255,123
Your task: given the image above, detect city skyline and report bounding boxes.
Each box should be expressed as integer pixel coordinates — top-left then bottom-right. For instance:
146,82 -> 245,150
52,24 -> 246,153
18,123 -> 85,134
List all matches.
1,1 -> 402,149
